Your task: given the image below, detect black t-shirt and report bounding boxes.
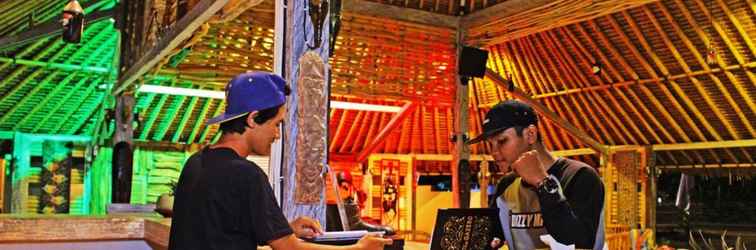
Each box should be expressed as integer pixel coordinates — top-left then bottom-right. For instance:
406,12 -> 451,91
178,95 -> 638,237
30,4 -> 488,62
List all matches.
168,148 -> 293,250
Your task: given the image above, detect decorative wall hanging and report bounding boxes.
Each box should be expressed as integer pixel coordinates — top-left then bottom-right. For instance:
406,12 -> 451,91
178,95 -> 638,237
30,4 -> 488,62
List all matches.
294,51 -> 328,204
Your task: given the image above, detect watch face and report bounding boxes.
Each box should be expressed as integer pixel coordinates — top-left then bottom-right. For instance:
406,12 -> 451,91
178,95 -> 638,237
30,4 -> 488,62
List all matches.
542,177 -> 559,194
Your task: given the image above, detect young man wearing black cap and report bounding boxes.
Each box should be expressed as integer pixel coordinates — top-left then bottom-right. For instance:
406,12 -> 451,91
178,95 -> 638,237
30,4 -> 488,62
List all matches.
467,100 -> 605,250
169,72 -> 392,250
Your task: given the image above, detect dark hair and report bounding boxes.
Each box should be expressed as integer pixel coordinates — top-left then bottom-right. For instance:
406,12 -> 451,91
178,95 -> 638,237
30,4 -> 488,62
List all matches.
219,104 -> 284,134
513,125 -> 542,143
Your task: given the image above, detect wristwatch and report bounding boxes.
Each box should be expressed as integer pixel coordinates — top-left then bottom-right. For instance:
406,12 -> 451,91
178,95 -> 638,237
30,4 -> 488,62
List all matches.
536,175 -> 560,195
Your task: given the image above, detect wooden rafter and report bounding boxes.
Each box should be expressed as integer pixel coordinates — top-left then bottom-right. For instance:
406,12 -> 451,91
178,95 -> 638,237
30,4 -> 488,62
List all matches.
361,111 -> 381,153
356,102 -> 417,162
0,8 -> 115,50
54,78 -> 101,134
463,0 -> 659,46
562,31 -> 648,146
692,0 -> 756,117
171,96 -> 199,143
67,92 -> 106,135
352,111 -> 375,153
340,111 -> 365,153
115,0 -> 230,94
653,139 -> 756,151
198,101 -> 224,143
671,0 -> 756,138
640,4 -> 742,163
619,9 -> 729,164
545,29 -> 635,145
517,37 -> 568,150
140,84 -> 175,140
329,110 -> 350,152
186,98 -> 213,143
342,0 -> 458,29
538,31 -> 616,144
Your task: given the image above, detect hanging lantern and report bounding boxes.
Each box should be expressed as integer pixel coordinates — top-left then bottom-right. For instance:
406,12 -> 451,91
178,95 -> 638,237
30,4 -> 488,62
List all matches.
61,0 -> 84,43
706,43 -> 717,65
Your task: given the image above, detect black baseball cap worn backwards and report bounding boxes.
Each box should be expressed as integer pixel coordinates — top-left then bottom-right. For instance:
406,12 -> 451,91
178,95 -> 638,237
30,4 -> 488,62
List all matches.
466,100 -> 538,145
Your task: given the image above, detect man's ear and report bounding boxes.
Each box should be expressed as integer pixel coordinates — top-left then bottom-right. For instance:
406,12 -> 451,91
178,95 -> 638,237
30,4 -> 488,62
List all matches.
246,111 -> 260,128
526,125 -> 538,144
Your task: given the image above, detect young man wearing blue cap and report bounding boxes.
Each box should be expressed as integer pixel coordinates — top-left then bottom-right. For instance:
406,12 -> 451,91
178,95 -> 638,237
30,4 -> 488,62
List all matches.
467,100 -> 605,250
169,72 -> 392,250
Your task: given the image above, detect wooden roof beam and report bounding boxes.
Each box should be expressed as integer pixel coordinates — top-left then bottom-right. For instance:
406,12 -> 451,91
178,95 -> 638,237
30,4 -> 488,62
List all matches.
692,0 -> 756,117
186,98 -> 213,144
517,37 -> 569,150
461,0 -> 552,31
672,0 -> 756,137
198,102 -> 224,143
542,29 -> 634,145
114,0 -> 230,94
356,102 -> 417,163
171,96 -> 199,143
366,148 -> 597,162
619,10 -> 724,164
656,163 -> 756,170
0,8 -> 115,51
652,139 -> 756,151
340,111 -> 365,153
342,0 -> 458,29
535,32 -> 614,145
153,96 -> 187,141
485,69 -> 608,156
640,5 -> 740,163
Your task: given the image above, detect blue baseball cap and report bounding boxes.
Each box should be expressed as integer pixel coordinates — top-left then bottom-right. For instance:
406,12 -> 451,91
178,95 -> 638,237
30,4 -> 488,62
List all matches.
206,72 -> 288,125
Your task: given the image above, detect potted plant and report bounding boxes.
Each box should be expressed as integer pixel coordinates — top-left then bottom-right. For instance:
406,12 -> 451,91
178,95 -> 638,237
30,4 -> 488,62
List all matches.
156,180 -> 177,217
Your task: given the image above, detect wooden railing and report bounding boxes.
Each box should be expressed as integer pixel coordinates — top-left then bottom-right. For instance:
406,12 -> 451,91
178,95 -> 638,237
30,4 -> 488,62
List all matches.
607,231 -> 631,250
605,227 -> 654,250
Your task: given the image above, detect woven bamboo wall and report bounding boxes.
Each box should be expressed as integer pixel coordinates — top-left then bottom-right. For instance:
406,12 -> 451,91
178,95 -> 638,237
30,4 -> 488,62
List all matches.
605,150 -> 649,228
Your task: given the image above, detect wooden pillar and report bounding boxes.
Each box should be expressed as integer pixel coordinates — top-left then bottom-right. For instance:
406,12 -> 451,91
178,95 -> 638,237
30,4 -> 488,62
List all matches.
646,146 -> 657,246
281,0 -> 331,225
479,160 -> 490,207
452,27 -> 471,209
112,95 -> 135,204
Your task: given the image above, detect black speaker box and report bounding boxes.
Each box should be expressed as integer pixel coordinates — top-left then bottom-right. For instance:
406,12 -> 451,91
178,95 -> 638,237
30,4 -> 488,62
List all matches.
459,46 -> 489,77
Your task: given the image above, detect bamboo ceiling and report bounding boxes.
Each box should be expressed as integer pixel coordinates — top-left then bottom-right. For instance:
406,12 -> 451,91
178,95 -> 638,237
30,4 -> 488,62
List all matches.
469,0 -> 755,167
0,0 -> 752,169
0,0 -> 113,135
330,13 -> 457,103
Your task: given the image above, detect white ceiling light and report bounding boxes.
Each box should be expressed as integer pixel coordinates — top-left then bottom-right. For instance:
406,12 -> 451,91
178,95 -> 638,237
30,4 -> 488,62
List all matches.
139,85 -> 401,112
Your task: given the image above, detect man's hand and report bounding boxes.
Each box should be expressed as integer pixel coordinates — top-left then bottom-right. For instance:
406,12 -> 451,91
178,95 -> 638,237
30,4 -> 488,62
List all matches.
289,216 -> 323,239
490,237 -> 503,249
354,233 -> 393,250
511,150 -> 548,186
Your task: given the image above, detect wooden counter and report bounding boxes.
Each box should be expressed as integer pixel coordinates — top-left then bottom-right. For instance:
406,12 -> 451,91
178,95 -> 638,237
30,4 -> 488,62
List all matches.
0,215 -> 413,250
0,214 -> 171,250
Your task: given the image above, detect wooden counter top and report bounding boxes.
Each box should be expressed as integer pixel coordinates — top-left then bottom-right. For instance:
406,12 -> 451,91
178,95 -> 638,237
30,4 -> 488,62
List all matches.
0,214 -> 172,249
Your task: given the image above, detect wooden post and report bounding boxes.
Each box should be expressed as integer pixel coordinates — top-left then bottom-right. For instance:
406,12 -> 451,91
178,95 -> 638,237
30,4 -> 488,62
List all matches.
452,27 -> 471,208
112,95 -> 135,204
281,0 -> 331,225
479,160 -> 489,207
646,146 -> 657,246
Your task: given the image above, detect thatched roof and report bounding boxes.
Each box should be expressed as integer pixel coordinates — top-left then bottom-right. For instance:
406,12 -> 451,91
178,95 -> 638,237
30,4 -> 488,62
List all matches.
0,0 -> 753,170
